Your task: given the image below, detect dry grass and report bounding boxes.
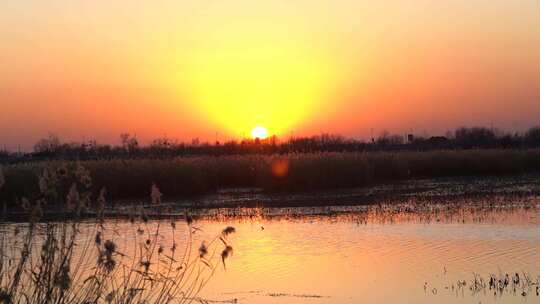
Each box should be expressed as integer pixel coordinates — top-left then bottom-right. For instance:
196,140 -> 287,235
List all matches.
1,149 -> 540,203
0,164 -> 235,304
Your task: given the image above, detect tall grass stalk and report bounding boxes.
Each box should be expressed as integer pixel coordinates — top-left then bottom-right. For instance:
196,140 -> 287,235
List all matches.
2,150 -> 540,202
0,163 -> 234,303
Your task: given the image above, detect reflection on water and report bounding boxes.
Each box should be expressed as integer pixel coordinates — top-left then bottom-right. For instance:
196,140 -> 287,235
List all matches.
2,200 -> 539,304
196,202 -> 540,304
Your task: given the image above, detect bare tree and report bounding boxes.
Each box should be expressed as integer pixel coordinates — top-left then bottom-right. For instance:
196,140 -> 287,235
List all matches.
34,134 -> 61,153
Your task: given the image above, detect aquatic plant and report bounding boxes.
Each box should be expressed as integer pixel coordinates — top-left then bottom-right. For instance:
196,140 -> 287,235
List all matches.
436,271 -> 540,299
0,163 -> 235,303
2,149 -> 540,203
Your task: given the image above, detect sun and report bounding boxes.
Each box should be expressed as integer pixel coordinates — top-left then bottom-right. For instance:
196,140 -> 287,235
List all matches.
251,126 -> 268,139
181,2 -> 341,138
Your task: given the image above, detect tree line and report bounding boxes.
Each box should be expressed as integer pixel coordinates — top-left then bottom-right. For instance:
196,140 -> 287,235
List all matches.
1,126 -> 540,163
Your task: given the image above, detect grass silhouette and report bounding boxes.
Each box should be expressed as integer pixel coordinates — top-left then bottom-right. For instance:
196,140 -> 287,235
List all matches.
0,164 -> 235,303
1,149 -> 540,204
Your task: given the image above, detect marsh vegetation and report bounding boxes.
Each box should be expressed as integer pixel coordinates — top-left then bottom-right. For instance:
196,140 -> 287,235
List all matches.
0,164 -> 236,304
1,150 -> 539,304
2,149 -> 540,205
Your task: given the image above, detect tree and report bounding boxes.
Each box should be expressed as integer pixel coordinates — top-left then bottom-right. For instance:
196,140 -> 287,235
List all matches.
525,126 -> 540,147
34,134 -> 61,153
120,133 -> 139,153
454,127 -> 495,148
376,131 -> 403,146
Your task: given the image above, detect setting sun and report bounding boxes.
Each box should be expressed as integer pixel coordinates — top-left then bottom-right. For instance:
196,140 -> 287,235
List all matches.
1,2 -> 540,304
251,126 -> 268,139
179,0 -> 341,139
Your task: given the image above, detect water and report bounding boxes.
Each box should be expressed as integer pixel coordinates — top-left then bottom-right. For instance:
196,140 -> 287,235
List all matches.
194,209 -> 540,304
2,201 -> 539,303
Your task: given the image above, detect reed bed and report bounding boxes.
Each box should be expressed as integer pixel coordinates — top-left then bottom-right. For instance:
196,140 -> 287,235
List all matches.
427,271 -> 540,299
2,149 -> 540,204
0,163 -> 235,304
175,196 -> 539,226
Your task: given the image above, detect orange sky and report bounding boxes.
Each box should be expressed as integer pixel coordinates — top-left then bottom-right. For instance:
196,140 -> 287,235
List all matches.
1,0 -> 539,149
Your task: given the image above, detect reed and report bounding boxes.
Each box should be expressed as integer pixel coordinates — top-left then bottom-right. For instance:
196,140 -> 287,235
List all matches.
0,163 -> 235,304
1,149 -> 540,203
430,271 -> 540,298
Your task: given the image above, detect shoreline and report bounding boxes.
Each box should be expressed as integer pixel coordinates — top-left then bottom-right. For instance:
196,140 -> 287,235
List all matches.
2,174 -> 539,222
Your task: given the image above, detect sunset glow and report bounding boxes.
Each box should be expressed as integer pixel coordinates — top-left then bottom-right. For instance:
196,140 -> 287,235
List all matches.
251,126 -> 268,139
182,1 -> 339,137
1,0 -> 539,148
2,2 -> 540,304
251,126 -> 269,139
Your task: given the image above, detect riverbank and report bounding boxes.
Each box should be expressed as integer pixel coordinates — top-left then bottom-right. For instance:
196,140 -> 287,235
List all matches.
2,174 -> 539,222
2,149 -> 540,204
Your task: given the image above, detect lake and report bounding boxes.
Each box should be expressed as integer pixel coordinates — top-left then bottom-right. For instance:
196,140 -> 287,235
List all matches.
1,199 -> 539,304
196,204 -> 540,304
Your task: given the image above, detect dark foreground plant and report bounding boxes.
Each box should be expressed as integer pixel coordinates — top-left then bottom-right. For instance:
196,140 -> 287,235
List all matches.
0,163 -> 234,304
